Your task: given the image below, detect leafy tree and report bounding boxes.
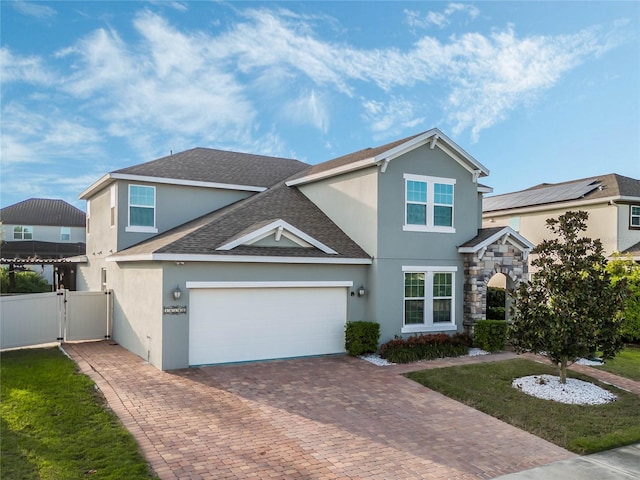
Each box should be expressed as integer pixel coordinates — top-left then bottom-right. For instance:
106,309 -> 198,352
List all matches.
510,211 -> 627,383
606,253 -> 640,343
0,268 -> 51,294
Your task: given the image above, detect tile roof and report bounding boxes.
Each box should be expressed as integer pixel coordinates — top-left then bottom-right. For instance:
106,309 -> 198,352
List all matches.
0,198 -> 86,227
484,174 -> 640,213
114,148 -> 309,188
111,182 -> 371,260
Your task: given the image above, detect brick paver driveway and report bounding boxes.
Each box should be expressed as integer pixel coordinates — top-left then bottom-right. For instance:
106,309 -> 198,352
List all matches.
65,342 -> 574,480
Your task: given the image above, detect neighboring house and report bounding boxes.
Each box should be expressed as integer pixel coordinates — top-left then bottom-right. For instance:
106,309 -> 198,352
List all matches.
483,174 -> 640,261
78,128 -> 533,370
0,198 -> 86,289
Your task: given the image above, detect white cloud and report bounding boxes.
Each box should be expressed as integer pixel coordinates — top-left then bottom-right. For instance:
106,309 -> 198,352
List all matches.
0,47 -> 54,85
283,90 -> 329,132
11,1 -> 57,20
405,3 -> 479,30
362,97 -> 426,139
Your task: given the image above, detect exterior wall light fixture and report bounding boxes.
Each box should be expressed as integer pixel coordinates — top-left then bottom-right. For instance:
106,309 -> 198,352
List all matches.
172,285 -> 182,301
357,285 -> 366,297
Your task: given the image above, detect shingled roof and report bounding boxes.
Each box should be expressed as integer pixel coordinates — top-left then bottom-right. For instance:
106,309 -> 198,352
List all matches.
110,182 -> 371,261
0,198 -> 85,227
114,148 -> 309,188
484,174 -> 640,213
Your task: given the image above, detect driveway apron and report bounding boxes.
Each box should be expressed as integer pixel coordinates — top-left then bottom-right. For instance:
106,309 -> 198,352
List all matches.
64,342 -> 574,480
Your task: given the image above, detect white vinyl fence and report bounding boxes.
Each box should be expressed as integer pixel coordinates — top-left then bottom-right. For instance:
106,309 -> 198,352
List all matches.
0,290 -> 112,350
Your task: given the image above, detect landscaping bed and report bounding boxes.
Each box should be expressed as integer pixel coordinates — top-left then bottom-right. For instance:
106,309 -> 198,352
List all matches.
406,358 -> 640,454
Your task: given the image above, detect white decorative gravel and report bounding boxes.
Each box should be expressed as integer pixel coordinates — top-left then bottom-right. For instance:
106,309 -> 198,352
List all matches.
467,347 -> 490,356
512,375 -> 617,405
576,358 -> 605,366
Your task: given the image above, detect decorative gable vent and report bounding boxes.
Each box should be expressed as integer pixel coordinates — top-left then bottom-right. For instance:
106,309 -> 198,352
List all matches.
216,219 -> 337,254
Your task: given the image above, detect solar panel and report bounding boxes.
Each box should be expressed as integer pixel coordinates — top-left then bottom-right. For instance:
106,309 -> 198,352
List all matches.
484,180 -> 601,212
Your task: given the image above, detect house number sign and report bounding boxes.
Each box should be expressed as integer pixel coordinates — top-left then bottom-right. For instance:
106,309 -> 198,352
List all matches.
164,305 -> 187,315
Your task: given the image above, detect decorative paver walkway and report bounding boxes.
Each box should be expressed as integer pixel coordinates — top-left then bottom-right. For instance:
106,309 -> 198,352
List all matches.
63,342 -> 577,480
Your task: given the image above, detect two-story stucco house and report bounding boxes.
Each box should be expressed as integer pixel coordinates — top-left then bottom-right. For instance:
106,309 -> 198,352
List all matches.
79,128 -> 533,370
1,198 -> 86,288
483,174 -> 640,262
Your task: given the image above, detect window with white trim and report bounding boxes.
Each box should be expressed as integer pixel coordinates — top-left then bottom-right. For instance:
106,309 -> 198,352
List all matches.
60,227 -> 70,241
86,200 -> 91,235
110,185 -> 116,228
13,226 -> 33,240
404,174 -> 455,232
126,185 -> 157,233
402,266 -> 457,332
631,205 -> 640,229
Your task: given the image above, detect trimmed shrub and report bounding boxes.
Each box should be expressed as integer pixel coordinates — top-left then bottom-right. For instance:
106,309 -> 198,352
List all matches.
474,320 -> 508,352
0,268 -> 51,293
379,332 -> 472,364
345,321 -> 380,356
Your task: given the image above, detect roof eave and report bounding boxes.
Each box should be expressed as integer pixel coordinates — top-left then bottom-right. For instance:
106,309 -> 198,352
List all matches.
106,253 -> 372,265
458,227 -> 535,254
483,195 -> 629,216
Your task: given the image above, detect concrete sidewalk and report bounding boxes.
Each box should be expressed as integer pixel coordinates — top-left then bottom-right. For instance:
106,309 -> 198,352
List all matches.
494,443 -> 640,479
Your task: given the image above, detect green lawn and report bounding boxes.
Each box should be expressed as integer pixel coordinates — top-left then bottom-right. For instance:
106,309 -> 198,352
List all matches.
407,358 -> 640,454
598,346 -> 640,381
1,347 -> 157,480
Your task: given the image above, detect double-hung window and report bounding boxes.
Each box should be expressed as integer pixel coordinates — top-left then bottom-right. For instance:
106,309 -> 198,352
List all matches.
631,205 -> 640,229
404,174 -> 455,232
126,185 -> 157,233
13,226 -> 33,240
402,266 -> 457,333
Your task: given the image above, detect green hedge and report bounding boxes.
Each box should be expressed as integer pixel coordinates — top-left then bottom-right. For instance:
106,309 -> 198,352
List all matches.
487,306 -> 506,320
345,321 -> 380,356
379,333 -> 472,364
475,320 -> 508,352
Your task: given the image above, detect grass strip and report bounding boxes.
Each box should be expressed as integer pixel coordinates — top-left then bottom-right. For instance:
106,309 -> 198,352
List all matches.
598,346 -> 640,381
406,358 -> 640,454
1,347 -> 157,480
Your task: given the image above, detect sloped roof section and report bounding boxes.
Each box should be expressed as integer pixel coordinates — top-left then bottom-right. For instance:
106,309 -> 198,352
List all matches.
621,241 -> 640,260
114,148 -> 309,188
0,198 -> 85,226
484,174 -> 640,213
458,226 -> 534,253
110,182 -> 371,261
287,128 -> 489,186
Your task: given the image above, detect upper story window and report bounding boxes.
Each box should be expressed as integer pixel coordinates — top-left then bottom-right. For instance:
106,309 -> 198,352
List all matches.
60,227 -> 71,241
631,205 -> 640,229
126,185 -> 157,233
403,174 -> 455,233
13,226 -> 33,240
402,266 -> 457,333
110,185 -> 116,228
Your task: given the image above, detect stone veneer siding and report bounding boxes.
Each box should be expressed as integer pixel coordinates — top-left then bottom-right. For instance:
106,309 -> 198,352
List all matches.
462,241 -> 529,333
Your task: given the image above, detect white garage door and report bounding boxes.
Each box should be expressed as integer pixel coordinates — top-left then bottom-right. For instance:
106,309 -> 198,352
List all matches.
188,282 -> 350,365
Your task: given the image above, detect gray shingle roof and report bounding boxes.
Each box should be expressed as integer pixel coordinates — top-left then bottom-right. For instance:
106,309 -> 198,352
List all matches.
484,174 -> 640,213
112,182 -> 371,260
287,132 -> 425,182
621,241 -> 640,258
0,199 -> 85,227
114,148 -> 309,188
457,227 -> 506,248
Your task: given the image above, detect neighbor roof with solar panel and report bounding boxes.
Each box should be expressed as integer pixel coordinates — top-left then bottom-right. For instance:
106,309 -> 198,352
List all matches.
483,174 -> 640,213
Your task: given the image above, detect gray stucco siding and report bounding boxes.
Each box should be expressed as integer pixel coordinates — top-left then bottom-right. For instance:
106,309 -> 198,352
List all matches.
158,261 -> 370,370
116,181 -> 254,251
371,144 -> 480,343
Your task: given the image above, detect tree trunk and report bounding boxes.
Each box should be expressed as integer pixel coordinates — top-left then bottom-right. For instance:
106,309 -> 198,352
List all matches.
558,358 -> 568,384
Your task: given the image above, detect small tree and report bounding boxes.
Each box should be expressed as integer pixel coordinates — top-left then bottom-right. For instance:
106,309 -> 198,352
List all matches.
510,211 -> 626,383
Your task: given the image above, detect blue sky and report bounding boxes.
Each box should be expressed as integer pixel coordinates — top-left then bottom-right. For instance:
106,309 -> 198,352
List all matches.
1,1 -> 639,210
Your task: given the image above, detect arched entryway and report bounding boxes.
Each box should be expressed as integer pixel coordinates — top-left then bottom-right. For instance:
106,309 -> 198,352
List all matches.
458,227 -> 534,334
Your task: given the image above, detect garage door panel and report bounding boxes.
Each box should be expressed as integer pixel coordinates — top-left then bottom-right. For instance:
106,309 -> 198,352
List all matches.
189,287 -> 347,365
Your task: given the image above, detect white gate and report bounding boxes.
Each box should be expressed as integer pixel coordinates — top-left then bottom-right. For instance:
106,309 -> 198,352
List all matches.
0,290 -> 112,350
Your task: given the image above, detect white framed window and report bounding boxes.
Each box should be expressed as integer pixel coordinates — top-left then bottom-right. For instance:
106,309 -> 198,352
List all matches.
402,266 -> 457,333
60,227 -> 70,241
13,226 -> 33,240
631,205 -> 640,229
403,174 -> 455,233
126,184 -> 157,233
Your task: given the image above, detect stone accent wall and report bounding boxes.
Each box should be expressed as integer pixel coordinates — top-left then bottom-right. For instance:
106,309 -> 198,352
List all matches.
462,241 -> 528,334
